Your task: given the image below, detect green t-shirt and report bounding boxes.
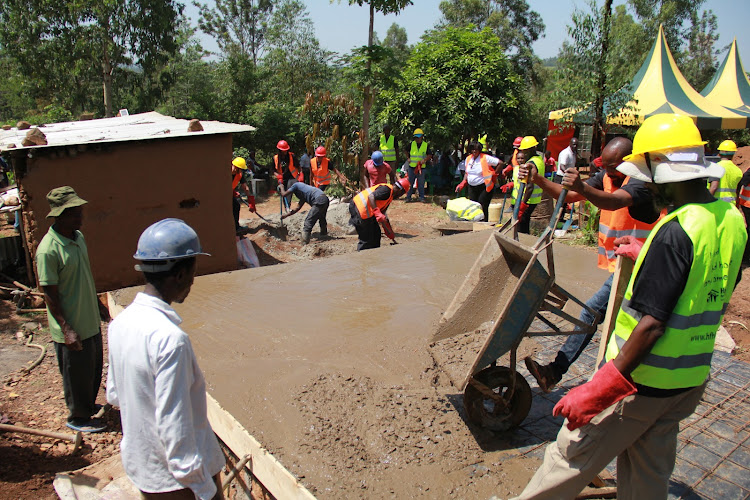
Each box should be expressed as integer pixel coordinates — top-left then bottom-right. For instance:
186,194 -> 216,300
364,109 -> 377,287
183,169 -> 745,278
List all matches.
35,227 -> 100,343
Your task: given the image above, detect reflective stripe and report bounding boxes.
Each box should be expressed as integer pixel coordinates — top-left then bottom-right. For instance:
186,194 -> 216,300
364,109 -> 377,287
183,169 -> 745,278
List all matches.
614,336 -> 714,370
620,299 -> 643,321
356,191 -> 372,218
740,187 -> 750,208
598,223 -> 652,239
621,300 -> 728,329
275,153 -> 299,178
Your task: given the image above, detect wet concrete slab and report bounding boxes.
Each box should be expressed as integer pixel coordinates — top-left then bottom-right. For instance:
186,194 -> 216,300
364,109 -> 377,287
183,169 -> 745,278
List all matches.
113,231 -> 610,498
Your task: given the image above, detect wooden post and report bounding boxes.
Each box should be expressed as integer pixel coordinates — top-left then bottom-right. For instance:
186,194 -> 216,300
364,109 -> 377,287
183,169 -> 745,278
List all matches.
595,255 -> 634,369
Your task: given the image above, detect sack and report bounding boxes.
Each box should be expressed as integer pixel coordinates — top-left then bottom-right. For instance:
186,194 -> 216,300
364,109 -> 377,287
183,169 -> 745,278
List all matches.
446,197 -> 484,222
236,236 -> 260,268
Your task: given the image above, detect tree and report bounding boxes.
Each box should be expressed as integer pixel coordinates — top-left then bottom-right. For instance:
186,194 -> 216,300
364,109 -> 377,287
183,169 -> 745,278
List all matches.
194,0 -> 274,64
0,0 -> 182,117
264,0 -> 333,104
380,27 -> 524,151
344,0 -> 413,186
681,9 -> 720,90
438,0 -> 545,79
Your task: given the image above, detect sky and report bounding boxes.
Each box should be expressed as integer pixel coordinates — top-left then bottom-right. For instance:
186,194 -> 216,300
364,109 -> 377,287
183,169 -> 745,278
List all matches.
185,1 -> 750,67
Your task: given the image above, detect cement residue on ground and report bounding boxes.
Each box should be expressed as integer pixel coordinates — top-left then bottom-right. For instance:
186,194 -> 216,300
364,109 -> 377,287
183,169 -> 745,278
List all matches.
290,371 -> 540,498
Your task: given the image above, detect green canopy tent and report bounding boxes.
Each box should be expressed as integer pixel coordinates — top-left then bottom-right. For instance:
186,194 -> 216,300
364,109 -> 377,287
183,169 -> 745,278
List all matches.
549,25 -> 749,132
701,38 -> 750,117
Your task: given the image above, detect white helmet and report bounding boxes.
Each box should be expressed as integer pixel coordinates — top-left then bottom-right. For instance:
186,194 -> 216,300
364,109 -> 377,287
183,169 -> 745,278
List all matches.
617,146 -> 725,184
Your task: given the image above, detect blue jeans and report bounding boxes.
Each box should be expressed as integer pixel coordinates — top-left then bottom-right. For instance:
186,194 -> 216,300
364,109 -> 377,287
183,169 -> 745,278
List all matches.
406,166 -> 425,200
551,273 -> 613,376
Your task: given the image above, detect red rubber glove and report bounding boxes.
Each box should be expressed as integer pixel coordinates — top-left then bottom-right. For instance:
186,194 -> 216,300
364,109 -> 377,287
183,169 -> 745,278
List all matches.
614,235 -> 644,261
593,156 -> 603,168
298,171 -> 304,182
381,219 -> 395,240
502,164 -> 513,177
455,180 -> 467,192
373,208 -> 386,223
275,173 -> 283,184
517,201 -> 529,219
247,195 -> 256,213
500,182 -> 514,194
553,361 -> 637,430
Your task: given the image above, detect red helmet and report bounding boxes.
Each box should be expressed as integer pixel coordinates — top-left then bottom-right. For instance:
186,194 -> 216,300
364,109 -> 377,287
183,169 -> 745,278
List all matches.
512,136 -> 523,148
276,140 -> 290,151
315,146 -> 326,156
396,178 -> 411,192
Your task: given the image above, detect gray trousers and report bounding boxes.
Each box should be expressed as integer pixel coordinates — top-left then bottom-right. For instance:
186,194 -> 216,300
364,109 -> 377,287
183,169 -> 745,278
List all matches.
303,199 -> 329,234
54,332 -> 103,422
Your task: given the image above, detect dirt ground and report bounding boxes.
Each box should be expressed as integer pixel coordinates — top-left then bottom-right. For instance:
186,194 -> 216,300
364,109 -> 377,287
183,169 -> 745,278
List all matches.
2,192 -> 750,498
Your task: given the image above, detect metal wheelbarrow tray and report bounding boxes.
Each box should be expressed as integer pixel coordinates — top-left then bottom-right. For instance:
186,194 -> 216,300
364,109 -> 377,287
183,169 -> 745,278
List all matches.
432,184 -> 599,431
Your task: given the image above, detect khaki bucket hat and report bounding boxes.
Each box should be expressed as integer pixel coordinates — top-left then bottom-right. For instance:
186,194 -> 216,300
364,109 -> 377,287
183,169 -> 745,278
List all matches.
46,186 -> 88,218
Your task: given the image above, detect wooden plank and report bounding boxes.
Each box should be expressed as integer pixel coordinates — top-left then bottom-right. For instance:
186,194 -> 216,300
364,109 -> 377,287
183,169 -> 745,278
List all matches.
206,394 -> 316,500
595,255 -> 634,370
107,292 -> 314,499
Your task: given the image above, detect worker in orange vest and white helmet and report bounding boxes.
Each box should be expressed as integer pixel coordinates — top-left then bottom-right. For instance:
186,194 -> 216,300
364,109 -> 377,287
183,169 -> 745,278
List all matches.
349,178 -> 410,250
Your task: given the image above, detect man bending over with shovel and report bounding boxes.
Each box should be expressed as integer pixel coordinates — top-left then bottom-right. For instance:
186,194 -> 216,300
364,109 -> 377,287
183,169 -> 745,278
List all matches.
349,178 -> 410,250
278,181 -> 330,245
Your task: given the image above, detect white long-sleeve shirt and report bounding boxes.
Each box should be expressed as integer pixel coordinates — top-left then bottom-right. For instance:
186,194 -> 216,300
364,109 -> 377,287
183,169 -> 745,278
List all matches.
107,293 -> 224,499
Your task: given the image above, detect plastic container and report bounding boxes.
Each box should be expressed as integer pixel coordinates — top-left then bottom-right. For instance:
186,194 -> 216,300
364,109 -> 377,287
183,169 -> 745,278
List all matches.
488,203 -> 502,222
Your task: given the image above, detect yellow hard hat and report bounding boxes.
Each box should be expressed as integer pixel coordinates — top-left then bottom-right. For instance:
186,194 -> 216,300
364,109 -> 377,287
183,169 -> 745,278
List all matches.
413,128 -> 424,136
718,139 -> 737,153
232,157 -> 247,169
625,114 -> 706,160
519,136 -> 538,150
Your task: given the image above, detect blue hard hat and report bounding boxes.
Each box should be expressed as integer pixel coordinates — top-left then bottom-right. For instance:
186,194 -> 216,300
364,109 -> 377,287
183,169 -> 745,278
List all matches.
133,218 -> 210,272
371,151 -> 384,166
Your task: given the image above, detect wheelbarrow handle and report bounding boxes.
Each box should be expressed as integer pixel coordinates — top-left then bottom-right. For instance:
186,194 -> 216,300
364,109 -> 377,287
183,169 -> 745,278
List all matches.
532,187 -> 569,249
512,181 -> 525,223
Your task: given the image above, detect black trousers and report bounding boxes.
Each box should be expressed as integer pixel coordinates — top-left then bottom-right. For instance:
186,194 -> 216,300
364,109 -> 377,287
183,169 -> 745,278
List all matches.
519,203 -> 538,234
232,196 -> 241,229
304,199 -> 330,234
467,183 -> 493,221
349,202 -> 381,250
55,332 -> 103,422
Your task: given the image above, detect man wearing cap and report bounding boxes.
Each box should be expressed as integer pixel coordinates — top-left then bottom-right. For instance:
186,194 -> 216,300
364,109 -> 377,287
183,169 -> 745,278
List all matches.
349,178 -> 410,250
708,139 -> 742,203
36,186 -> 110,433
364,150 -> 396,188
232,157 -> 254,233
107,219 -> 225,499
511,114 -> 747,500
406,128 -> 432,203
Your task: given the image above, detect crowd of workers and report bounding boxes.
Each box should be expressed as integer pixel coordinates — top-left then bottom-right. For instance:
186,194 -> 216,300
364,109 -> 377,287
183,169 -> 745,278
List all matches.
33,112 -> 749,499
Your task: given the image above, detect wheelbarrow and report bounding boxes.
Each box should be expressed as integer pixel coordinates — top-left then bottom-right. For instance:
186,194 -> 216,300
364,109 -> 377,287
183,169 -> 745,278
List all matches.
432,182 -> 599,431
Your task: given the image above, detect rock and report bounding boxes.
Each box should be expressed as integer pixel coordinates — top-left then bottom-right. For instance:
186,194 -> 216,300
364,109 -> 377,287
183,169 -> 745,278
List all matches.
2,125 -> 10,130
716,325 -> 736,353
56,442 -> 67,453
16,331 -> 25,340
187,119 -> 204,132
6,143 -> 15,148
16,121 -> 31,130
23,322 -> 39,331
79,113 -> 94,121
22,127 -> 47,146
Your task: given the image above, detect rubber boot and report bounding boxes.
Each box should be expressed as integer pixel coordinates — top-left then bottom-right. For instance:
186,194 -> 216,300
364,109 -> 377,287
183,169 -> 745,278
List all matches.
301,231 -> 311,245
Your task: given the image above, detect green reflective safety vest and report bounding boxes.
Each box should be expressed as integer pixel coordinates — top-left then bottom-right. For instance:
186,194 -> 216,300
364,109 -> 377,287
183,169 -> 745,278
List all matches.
605,201 -> 747,389
512,155 -> 543,205
446,197 -> 484,221
712,159 -> 743,203
410,140 -> 428,168
379,134 -> 396,163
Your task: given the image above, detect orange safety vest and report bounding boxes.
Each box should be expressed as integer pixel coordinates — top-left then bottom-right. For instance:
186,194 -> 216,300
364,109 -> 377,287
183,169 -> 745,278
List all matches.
353,184 -> 394,220
232,172 -> 243,196
597,176 -> 661,272
739,184 -> 750,208
511,149 -> 519,167
311,157 -> 331,187
274,152 -> 299,179
473,153 -> 496,190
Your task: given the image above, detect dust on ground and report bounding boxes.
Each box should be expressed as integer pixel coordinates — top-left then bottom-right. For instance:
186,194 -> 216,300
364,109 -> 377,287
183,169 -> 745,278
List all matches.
2,192 -> 750,499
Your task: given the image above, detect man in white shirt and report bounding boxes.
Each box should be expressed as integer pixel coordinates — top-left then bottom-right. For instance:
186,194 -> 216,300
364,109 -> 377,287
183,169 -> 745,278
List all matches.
107,218 -> 225,500
556,138 -> 578,183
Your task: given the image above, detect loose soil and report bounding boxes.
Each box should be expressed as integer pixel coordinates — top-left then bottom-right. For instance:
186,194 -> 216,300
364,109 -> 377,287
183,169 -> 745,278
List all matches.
2,193 -> 750,499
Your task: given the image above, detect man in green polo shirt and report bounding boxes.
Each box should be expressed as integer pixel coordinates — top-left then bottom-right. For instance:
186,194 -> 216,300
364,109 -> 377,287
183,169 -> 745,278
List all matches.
36,186 -> 109,433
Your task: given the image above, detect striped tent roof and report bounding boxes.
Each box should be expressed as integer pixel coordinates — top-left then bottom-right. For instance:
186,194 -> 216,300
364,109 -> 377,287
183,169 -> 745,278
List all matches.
701,39 -> 750,116
550,25 -> 749,130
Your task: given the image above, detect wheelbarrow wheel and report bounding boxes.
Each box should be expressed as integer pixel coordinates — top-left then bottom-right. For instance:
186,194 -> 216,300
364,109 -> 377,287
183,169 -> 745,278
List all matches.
463,366 -> 532,432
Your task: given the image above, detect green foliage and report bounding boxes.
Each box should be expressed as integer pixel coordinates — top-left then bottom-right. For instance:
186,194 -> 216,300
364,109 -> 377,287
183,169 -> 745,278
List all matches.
680,9 -> 720,90
194,0 -> 274,64
346,0 -> 413,15
437,0 -> 545,81
380,26 -> 524,150
581,201 -> 600,246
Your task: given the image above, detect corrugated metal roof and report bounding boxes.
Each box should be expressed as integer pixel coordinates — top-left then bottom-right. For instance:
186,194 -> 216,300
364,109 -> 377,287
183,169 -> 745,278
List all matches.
0,111 -> 255,152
